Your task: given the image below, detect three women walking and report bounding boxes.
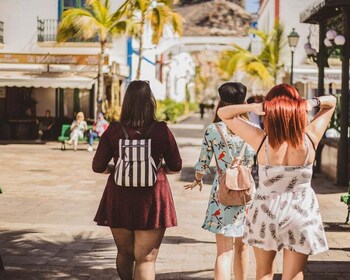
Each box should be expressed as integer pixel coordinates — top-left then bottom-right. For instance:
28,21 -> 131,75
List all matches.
92,80 -> 335,280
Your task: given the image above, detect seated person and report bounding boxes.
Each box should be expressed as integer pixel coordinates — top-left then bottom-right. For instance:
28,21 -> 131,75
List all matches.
38,110 -> 55,140
87,112 -> 109,152
67,111 -> 88,151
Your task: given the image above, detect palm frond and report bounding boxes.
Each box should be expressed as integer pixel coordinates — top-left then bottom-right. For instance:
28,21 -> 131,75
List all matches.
57,9 -> 99,42
246,62 -> 274,85
110,0 -> 129,23
169,11 -> 184,35
124,18 -> 142,38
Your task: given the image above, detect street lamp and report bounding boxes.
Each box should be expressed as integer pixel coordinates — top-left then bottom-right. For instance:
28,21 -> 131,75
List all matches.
288,28 -> 300,85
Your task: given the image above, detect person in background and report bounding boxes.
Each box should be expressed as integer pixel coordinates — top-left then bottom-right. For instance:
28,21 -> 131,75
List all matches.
87,112 -> 109,152
67,111 -> 88,151
38,110 -> 55,141
199,102 -> 205,119
218,84 -> 336,279
92,80 -> 182,280
247,96 -> 264,128
184,82 -> 255,280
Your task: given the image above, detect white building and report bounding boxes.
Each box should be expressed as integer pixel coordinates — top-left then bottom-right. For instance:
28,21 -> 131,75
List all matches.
257,0 -> 343,97
0,0 -> 129,141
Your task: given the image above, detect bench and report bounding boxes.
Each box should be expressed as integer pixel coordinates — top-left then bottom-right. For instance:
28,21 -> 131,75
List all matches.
58,124 -> 98,150
340,185 -> 350,224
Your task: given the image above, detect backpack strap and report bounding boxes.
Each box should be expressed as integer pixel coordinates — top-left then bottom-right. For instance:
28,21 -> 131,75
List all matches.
214,123 -> 232,177
119,123 -> 129,139
239,142 -> 248,158
215,123 -> 233,159
143,122 -> 157,139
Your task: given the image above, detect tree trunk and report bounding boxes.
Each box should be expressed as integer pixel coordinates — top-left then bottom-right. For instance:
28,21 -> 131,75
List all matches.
136,18 -> 145,80
97,41 -> 106,114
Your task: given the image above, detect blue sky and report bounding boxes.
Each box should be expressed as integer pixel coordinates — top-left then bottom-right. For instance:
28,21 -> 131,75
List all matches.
246,0 -> 259,13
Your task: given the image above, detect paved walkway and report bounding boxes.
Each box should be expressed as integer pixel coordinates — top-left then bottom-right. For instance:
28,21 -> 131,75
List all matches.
0,112 -> 349,279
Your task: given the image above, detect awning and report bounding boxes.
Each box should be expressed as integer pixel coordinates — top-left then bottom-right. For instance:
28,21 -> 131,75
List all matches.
0,72 -> 95,89
287,66 -> 344,84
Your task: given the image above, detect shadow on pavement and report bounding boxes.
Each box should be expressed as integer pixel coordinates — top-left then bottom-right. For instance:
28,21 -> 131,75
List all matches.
323,222 -> 350,232
180,167 -> 215,185
0,229 -> 117,279
156,269 -> 213,280
163,236 -> 215,245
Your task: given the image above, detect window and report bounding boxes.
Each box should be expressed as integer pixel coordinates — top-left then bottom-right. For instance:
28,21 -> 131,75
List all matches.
60,0 -> 87,14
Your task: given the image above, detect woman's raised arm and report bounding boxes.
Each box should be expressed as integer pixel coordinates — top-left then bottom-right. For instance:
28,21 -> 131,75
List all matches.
218,103 -> 265,150
306,95 -> 337,147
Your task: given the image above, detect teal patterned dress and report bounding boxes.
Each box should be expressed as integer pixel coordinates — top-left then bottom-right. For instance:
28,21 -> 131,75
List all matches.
194,121 -> 256,237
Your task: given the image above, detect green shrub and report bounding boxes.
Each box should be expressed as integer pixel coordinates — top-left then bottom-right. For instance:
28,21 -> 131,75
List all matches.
156,99 -> 197,123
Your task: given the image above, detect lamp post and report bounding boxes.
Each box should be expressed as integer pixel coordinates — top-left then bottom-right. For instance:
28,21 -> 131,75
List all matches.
288,28 -> 300,85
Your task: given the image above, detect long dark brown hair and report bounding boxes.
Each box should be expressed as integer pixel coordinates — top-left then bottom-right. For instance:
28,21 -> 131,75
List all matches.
120,80 -> 157,128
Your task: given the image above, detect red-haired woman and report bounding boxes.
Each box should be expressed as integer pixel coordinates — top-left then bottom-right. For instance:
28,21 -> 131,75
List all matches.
218,84 -> 336,280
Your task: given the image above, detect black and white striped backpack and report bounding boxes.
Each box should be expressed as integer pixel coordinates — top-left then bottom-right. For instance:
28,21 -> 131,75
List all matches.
114,123 -> 158,187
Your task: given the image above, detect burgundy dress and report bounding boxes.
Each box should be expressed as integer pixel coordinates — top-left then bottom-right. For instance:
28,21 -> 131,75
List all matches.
93,121 -> 182,230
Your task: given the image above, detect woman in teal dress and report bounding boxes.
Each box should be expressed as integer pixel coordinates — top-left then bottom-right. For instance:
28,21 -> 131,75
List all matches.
185,82 -> 255,280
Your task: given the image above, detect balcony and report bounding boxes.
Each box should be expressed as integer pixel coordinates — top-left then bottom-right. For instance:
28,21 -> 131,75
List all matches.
37,18 -> 103,43
0,21 -> 4,44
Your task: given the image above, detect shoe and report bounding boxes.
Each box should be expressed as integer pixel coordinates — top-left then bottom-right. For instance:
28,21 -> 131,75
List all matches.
87,145 -> 93,152
67,139 -> 73,145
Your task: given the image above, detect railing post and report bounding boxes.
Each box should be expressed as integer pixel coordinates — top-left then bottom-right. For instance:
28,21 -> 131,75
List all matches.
0,21 -> 4,44
37,17 -> 44,42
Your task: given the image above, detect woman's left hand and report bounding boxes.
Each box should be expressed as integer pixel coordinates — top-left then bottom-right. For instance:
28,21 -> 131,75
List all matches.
184,180 -> 203,191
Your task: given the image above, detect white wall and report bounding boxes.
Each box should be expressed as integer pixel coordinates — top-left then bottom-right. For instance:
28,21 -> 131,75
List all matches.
0,0 -> 57,53
258,0 -> 316,72
0,0 -> 127,56
258,0 -> 275,33
279,0 -> 315,66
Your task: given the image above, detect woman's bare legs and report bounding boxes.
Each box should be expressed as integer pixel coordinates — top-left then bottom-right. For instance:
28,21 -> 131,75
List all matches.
110,228 -> 135,280
253,247 -> 276,280
134,228 -> 166,280
214,234 -> 233,280
282,249 -> 308,280
233,237 -> 249,280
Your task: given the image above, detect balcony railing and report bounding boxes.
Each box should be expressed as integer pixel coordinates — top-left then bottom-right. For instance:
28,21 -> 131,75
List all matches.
0,21 -> 4,44
37,17 -> 104,43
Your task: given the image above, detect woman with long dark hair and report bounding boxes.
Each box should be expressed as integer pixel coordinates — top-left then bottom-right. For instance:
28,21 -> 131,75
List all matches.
93,80 -> 182,279
185,82 -> 256,280
218,84 -> 336,279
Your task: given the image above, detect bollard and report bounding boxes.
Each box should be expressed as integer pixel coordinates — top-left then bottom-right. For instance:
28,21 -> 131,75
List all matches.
0,186 -> 3,270
340,182 -> 350,224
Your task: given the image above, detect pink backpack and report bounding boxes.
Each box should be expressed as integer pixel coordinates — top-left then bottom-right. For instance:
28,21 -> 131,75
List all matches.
214,124 -> 255,206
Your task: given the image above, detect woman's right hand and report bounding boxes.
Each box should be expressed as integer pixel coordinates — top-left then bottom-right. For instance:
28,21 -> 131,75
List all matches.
184,180 -> 203,191
252,103 -> 265,116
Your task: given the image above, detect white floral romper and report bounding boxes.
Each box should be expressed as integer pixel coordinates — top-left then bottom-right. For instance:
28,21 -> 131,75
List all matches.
243,136 -> 328,255
194,122 -> 255,237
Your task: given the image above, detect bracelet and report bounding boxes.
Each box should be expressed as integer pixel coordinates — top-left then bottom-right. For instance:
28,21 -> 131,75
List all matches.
312,97 -> 321,107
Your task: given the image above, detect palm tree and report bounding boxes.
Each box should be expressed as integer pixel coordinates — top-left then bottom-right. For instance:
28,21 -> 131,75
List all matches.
218,21 -> 285,89
124,0 -> 184,79
57,0 -> 128,114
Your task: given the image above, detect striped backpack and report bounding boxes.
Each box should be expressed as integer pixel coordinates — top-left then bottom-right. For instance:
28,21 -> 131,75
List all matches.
114,123 -> 158,187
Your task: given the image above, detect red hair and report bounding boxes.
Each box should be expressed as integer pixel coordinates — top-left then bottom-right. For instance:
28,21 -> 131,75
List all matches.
263,84 -> 307,149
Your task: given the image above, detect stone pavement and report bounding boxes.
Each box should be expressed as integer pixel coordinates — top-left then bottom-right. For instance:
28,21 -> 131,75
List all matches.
0,112 -> 349,280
